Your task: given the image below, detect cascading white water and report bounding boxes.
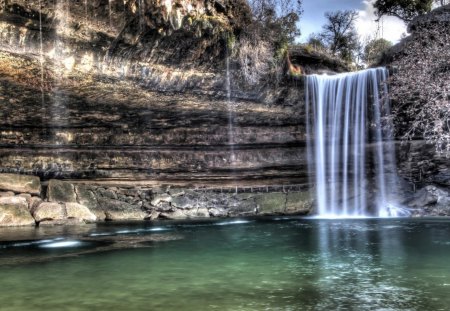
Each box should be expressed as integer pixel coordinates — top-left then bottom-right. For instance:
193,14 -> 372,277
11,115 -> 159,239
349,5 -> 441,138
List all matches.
306,68 -> 399,218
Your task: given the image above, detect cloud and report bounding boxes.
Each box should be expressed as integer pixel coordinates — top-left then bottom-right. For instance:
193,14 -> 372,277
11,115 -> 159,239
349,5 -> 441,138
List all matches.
355,0 -> 407,43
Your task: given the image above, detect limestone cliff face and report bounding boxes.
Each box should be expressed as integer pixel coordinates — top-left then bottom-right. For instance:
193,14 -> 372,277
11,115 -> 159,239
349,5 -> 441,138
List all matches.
0,1 -> 308,193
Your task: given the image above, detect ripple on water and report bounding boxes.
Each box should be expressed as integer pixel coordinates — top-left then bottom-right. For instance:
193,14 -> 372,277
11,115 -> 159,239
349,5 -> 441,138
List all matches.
39,241 -> 83,248
90,227 -> 170,237
215,220 -> 252,226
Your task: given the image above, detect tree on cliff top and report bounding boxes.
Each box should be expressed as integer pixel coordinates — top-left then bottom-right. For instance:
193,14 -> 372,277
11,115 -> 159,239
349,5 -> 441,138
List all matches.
318,10 -> 360,64
248,0 -> 303,44
373,0 -> 433,22
364,38 -> 392,66
236,0 -> 303,85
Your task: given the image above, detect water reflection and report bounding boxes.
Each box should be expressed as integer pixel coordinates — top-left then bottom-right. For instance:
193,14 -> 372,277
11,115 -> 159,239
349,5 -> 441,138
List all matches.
310,219 -> 450,309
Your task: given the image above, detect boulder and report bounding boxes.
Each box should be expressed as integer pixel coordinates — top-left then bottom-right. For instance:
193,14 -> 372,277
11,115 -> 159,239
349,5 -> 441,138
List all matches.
65,203 -> 97,222
209,207 -> 228,217
147,210 -> 161,220
47,179 -> 77,203
407,185 -> 450,208
28,197 -> 43,213
160,209 -> 186,220
18,193 -> 32,202
167,187 -> 186,197
407,185 -> 450,216
185,207 -> 210,218
0,191 -> 15,197
98,198 -> 146,221
97,188 -> 118,200
0,173 -> 41,195
150,193 -> 172,206
75,185 -> 106,220
0,196 -> 35,227
171,195 -> 196,209
33,202 -> 65,222
154,202 -> 173,212
160,207 -> 209,219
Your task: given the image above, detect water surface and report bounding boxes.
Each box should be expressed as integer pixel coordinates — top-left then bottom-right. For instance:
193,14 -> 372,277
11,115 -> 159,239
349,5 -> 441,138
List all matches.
1,218 -> 450,310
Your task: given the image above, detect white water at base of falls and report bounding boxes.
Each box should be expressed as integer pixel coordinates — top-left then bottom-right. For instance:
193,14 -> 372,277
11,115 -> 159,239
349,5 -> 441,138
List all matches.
306,68 -> 401,218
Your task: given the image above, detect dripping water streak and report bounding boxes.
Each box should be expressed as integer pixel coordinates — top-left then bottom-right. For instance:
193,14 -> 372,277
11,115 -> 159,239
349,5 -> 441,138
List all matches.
38,0 -> 45,106
138,0 -> 144,33
109,0 -> 113,29
84,0 -> 88,20
226,50 -> 235,163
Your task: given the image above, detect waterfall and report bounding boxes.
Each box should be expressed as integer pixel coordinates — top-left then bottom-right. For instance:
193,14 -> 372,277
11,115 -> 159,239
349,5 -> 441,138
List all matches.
306,68 -> 399,218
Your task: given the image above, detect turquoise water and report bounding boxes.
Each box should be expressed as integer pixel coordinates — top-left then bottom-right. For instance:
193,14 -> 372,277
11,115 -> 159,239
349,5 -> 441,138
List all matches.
1,218 -> 450,310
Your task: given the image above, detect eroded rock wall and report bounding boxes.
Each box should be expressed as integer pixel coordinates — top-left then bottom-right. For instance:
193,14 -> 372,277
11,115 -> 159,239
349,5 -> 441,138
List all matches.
383,5 -> 450,215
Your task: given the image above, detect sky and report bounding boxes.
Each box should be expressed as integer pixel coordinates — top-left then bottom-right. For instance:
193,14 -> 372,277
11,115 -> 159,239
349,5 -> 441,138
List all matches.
299,0 -> 407,44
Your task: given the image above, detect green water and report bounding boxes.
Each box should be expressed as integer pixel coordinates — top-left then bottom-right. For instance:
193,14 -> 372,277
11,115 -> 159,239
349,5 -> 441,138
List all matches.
1,218 -> 450,310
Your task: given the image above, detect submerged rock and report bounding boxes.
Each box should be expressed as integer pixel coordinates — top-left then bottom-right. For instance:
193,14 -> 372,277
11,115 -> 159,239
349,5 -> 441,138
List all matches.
0,196 -> 35,227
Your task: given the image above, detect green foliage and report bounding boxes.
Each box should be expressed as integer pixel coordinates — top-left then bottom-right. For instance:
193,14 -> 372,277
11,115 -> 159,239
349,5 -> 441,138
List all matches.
275,41 -> 288,61
318,10 -> 360,64
226,32 -> 236,51
364,38 -> 392,65
303,44 -> 314,54
307,34 -> 327,52
235,0 -> 303,85
373,0 -> 433,22
248,0 -> 303,44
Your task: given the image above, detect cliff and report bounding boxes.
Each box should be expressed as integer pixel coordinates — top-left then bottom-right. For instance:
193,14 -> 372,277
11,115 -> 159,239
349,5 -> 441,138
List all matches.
381,5 -> 450,216
0,0 -> 315,225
